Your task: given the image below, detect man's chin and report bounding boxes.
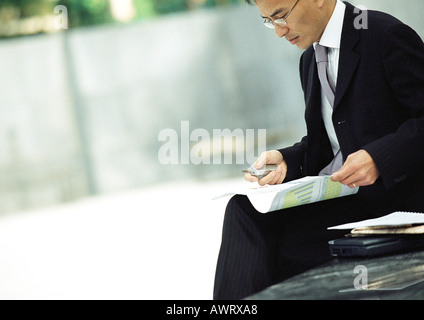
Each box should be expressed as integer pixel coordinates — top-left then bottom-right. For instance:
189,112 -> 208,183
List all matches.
289,37 -> 306,50
296,39 -> 314,50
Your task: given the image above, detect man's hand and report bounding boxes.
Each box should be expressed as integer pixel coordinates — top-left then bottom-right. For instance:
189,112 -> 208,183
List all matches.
245,150 -> 288,186
331,149 -> 380,188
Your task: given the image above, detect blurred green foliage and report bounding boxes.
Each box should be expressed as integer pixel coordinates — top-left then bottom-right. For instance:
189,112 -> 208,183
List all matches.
0,0 -> 245,33
0,0 -> 52,17
59,0 -> 113,28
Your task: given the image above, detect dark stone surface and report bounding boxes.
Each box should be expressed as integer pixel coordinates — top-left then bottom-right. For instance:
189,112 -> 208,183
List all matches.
246,250 -> 424,300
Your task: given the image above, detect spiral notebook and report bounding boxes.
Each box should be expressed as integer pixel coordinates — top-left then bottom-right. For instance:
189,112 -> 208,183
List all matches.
213,175 -> 358,213
329,212 -> 424,256
328,211 -> 424,234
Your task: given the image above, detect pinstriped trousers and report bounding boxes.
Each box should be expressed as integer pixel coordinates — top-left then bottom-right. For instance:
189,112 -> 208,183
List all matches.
213,193 -> 391,300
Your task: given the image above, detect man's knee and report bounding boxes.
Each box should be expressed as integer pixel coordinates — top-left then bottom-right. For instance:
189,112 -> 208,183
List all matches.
226,195 -> 253,213
222,195 -> 255,229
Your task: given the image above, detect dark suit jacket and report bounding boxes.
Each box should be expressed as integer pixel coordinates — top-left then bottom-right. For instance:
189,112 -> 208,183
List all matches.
279,2 -> 424,212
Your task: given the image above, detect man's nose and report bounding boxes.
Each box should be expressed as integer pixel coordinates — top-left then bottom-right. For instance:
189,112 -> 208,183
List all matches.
275,25 -> 289,38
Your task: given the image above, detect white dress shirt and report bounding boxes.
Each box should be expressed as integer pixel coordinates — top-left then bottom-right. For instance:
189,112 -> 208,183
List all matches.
313,0 -> 346,155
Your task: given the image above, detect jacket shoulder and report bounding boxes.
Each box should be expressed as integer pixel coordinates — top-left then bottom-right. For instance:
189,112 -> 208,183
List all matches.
347,2 -> 413,37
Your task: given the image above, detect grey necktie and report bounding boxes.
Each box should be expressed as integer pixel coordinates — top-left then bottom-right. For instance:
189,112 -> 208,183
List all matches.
315,44 -> 343,175
315,44 -> 336,107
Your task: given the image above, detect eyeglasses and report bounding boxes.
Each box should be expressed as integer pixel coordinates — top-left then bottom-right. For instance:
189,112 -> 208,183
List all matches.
263,0 -> 301,29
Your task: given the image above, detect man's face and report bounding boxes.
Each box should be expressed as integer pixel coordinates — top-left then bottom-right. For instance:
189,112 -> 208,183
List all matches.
255,0 -> 328,50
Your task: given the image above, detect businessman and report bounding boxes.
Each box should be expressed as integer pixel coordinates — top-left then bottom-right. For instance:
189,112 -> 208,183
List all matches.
214,0 -> 424,299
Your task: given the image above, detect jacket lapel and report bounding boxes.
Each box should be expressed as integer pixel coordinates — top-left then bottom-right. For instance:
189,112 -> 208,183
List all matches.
304,52 -> 322,123
304,53 -> 334,174
334,2 -> 360,109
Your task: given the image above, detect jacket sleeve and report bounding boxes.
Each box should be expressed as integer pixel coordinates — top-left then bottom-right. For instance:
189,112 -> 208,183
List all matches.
278,136 -> 307,181
363,23 -> 424,189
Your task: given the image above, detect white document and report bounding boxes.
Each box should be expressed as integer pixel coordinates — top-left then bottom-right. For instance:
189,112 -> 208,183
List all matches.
328,211 -> 424,230
214,175 -> 358,213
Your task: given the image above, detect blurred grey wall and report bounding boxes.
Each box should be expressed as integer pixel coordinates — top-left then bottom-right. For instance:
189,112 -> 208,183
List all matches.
0,1 -> 423,215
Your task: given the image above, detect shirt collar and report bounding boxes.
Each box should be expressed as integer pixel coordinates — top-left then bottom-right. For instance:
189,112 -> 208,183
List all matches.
314,0 -> 346,50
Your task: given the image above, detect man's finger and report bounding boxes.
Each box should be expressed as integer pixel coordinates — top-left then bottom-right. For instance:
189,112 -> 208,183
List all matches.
257,171 -> 277,186
331,164 -> 354,182
339,175 -> 359,187
254,152 -> 267,169
244,172 -> 258,183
